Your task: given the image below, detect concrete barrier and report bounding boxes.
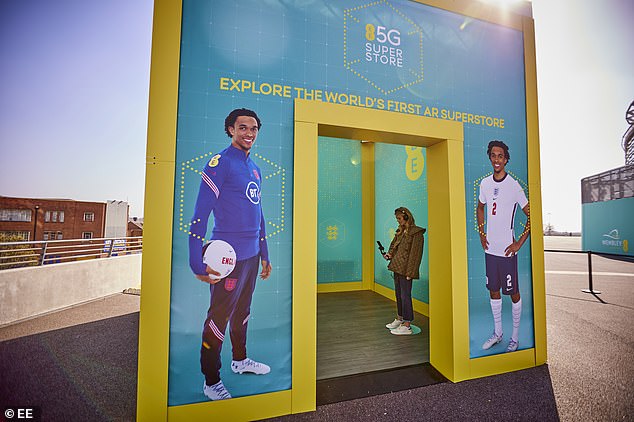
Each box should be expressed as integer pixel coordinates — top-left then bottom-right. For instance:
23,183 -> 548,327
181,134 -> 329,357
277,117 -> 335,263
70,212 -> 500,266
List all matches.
0,254 -> 141,326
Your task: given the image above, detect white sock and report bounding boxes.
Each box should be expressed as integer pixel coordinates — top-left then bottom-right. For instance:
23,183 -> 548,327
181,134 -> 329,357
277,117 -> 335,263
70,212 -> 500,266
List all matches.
511,299 -> 522,342
491,298 -> 503,337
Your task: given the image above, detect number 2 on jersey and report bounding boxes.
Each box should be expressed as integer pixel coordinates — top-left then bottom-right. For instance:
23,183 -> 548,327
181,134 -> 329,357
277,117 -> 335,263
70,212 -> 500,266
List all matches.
492,202 -> 497,215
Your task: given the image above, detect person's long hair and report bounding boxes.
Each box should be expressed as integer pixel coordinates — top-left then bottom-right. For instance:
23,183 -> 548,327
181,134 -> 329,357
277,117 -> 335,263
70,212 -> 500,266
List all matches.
394,207 -> 415,234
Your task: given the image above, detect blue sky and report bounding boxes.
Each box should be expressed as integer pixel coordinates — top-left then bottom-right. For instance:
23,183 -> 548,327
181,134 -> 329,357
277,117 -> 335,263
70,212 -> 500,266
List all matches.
0,0 -> 153,217
0,0 -> 632,229
532,0 -> 634,232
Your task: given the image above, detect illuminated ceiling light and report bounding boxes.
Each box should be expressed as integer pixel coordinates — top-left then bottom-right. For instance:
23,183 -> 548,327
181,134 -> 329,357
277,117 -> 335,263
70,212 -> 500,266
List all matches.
459,17 -> 473,30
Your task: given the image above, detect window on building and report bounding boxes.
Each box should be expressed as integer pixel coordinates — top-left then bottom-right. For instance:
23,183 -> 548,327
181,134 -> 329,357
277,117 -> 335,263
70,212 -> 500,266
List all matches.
84,212 -> 95,222
0,209 -> 32,222
0,231 -> 30,241
45,210 -> 65,223
82,232 -> 93,239
43,231 -> 63,241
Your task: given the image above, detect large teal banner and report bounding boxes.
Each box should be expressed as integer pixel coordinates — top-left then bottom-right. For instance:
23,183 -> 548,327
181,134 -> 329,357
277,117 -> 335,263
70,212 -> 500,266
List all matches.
168,0 -> 533,405
582,197 -> 633,256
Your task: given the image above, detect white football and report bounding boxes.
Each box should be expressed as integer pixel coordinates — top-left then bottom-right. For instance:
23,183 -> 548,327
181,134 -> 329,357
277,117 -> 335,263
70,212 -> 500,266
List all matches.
202,240 -> 236,278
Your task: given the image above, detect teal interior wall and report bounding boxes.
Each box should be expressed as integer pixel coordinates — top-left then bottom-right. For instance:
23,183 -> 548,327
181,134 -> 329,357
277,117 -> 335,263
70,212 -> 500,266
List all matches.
582,197 -> 633,256
374,143 -> 429,303
317,137 -> 363,283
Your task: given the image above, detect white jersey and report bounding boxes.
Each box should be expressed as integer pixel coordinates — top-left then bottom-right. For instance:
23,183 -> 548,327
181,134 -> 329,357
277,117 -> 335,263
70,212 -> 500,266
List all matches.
479,173 -> 528,257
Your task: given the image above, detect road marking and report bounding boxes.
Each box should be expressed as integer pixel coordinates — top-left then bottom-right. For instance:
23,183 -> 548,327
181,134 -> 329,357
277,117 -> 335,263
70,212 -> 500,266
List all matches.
546,271 -> 634,277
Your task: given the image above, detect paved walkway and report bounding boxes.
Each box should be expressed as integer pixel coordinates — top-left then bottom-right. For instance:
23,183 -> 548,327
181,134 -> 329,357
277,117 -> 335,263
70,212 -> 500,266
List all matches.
1,245 -> 633,421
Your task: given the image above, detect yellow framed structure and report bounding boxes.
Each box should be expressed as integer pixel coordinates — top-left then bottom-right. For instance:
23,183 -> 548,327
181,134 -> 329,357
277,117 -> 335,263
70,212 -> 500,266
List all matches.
137,0 -> 545,420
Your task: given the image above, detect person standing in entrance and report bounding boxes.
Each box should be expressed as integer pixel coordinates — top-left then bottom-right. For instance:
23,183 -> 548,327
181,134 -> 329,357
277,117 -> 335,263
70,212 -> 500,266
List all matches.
477,140 -> 530,353
384,207 -> 425,335
189,108 -> 273,401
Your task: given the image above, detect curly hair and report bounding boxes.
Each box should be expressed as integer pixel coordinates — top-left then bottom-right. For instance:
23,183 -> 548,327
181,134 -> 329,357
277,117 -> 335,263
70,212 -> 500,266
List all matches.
487,140 -> 510,161
224,108 -> 262,138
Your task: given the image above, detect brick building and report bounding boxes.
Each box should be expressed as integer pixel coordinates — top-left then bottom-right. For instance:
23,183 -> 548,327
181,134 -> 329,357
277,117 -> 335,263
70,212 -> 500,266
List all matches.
128,217 -> 143,237
0,196 -> 123,241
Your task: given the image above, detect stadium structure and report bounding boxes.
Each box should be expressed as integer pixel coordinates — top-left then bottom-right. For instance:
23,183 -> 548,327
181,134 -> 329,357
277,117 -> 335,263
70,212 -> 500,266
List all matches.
581,100 -> 634,256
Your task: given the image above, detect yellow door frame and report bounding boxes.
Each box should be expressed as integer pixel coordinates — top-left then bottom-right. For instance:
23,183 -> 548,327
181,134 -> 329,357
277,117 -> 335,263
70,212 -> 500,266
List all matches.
293,98 -> 471,412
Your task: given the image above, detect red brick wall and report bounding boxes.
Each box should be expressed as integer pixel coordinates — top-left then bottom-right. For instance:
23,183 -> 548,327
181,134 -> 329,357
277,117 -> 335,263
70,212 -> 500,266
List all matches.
127,221 -> 143,237
0,197 -> 107,241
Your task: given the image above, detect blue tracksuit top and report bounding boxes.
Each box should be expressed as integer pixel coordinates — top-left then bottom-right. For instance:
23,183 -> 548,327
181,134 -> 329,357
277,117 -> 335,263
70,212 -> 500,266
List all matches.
189,144 -> 269,276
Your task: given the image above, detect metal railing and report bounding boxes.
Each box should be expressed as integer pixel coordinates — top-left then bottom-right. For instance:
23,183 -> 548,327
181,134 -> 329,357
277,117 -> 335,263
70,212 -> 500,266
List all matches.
545,249 -> 634,295
0,236 -> 143,270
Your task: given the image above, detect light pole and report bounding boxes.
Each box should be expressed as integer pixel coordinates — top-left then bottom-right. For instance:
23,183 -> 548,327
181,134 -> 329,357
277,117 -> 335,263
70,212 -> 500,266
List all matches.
33,205 -> 40,241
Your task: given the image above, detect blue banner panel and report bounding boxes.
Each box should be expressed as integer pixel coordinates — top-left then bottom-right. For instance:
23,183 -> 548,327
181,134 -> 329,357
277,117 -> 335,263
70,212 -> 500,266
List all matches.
582,197 -> 634,256
168,0 -> 533,404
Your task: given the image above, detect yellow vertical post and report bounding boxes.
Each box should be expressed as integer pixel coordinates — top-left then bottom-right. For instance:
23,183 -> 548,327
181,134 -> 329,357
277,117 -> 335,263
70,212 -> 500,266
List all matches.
444,139 -> 470,381
426,140 -> 453,379
427,139 -> 469,382
523,16 -> 547,366
361,142 -> 376,290
292,119 -> 318,413
137,0 -> 182,420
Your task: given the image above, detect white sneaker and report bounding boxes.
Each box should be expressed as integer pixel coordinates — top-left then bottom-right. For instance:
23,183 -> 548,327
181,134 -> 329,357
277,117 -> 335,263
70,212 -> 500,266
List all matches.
203,380 -> 232,400
231,358 -> 271,375
390,325 -> 412,335
506,339 -> 519,352
482,332 -> 503,350
385,318 -> 403,329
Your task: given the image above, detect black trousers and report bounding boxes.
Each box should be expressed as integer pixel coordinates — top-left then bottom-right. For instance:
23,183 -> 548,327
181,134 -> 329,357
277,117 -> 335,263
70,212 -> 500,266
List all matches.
394,272 -> 414,322
201,254 -> 260,386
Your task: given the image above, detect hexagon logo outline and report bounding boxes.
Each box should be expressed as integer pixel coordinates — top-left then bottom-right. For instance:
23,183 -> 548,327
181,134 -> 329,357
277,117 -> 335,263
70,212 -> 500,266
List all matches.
343,0 -> 424,95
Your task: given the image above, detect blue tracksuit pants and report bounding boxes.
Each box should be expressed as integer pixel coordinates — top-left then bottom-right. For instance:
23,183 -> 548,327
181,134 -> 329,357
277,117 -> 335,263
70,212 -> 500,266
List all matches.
201,254 -> 260,385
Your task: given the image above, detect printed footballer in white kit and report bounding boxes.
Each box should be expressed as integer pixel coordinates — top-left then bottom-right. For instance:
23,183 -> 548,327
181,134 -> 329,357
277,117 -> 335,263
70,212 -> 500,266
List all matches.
477,140 -> 530,353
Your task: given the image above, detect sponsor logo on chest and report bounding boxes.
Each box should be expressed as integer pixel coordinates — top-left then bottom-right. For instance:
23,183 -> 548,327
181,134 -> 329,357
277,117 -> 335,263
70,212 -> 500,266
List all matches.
245,181 -> 261,204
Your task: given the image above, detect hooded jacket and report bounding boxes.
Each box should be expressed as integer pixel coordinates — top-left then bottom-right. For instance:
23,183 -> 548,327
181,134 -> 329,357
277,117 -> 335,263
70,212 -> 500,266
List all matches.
387,208 -> 425,279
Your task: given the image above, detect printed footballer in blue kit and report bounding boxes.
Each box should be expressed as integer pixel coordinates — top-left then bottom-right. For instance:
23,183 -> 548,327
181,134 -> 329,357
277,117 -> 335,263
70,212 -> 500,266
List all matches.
188,108 -> 273,401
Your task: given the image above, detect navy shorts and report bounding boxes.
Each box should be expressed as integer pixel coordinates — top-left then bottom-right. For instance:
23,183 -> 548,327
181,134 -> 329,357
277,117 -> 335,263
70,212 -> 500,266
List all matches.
485,253 -> 519,295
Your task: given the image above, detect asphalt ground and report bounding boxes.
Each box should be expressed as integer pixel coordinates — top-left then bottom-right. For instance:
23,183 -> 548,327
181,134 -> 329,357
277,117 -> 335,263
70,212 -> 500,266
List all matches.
543,252 -> 634,421
1,237 -> 633,421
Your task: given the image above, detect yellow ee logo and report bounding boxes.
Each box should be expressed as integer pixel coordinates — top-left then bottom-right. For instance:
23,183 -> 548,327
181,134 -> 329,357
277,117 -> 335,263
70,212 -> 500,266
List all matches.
208,154 -> 221,167
624,239 -> 629,253
405,146 -> 424,181
365,24 -> 375,41
365,24 -> 401,45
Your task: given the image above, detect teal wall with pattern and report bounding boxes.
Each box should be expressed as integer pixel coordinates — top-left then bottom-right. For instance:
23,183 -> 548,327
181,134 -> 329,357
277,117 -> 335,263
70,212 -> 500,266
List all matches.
317,138 -> 363,283
374,143 -> 429,302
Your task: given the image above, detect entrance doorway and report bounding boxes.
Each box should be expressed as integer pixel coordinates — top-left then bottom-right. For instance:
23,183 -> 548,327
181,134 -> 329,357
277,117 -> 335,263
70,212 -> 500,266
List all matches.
292,99 -> 466,412
315,135 -> 430,376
